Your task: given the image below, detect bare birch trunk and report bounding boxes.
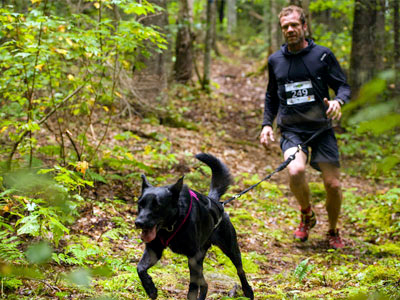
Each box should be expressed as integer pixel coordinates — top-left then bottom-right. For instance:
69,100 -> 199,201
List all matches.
227,0 -> 237,35
203,0 -> 216,90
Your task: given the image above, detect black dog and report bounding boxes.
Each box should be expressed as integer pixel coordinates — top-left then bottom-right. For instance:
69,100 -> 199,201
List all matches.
135,153 -> 254,300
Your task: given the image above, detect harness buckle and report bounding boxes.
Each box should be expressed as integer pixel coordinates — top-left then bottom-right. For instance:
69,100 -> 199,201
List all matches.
165,224 -> 175,232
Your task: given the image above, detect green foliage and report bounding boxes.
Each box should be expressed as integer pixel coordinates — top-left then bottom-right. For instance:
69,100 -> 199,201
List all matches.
338,129 -> 400,183
369,243 -> 400,257
64,268 -> 92,287
293,258 -> 315,282
229,207 -> 262,227
41,164 -> 94,192
0,167 -> 90,247
53,240 -> 101,266
15,204 -> 71,247
0,0 -> 166,168
344,71 -> 400,137
310,0 -> 354,69
0,230 -> 24,263
343,187 -> 400,241
26,241 -> 53,264
360,188 -> 400,239
1,277 -> 24,291
309,182 -> 326,203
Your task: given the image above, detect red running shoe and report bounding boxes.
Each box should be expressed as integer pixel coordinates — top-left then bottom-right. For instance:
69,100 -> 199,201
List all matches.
327,229 -> 344,249
293,211 -> 317,242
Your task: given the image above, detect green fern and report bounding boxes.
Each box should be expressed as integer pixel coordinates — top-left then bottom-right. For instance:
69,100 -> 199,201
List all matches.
294,258 -> 315,282
0,230 -> 24,263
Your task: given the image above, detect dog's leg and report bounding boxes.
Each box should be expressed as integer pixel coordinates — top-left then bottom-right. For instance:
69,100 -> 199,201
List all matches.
212,219 -> 254,300
137,246 -> 163,299
187,250 -> 208,300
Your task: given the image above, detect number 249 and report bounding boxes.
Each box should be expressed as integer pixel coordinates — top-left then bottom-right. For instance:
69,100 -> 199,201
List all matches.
292,89 -> 308,98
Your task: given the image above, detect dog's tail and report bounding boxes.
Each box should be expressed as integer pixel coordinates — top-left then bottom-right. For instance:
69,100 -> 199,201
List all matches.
195,153 -> 233,202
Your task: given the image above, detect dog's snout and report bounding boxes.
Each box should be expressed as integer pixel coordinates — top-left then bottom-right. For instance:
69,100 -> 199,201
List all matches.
135,218 -> 145,228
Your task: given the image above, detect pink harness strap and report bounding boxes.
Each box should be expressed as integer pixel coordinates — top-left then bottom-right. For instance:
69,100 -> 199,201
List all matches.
160,190 -> 199,247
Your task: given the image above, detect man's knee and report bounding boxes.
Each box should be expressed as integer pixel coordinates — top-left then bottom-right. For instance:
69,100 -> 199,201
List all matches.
285,148 -> 307,179
320,163 -> 341,192
288,163 -> 306,180
324,177 -> 341,192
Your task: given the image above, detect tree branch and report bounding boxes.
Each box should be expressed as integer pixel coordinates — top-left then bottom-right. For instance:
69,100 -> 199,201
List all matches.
6,85 -> 84,170
65,129 -> 81,161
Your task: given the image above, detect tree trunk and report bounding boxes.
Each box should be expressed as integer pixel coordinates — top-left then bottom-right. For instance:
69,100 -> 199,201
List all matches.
394,0 -> 399,90
227,0 -> 237,35
212,0 -> 220,56
302,0 -> 312,39
270,0 -> 281,54
203,0 -> 216,90
349,0 -> 380,96
134,0 -> 169,106
289,0 -> 302,6
174,0 -> 193,83
375,0 -> 386,71
288,0 -> 312,38
264,0 -> 271,52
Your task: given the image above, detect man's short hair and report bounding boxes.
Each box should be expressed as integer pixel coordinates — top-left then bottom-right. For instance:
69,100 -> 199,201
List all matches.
279,5 -> 306,25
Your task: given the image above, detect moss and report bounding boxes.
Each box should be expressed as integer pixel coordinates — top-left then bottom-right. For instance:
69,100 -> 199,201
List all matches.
369,242 -> 400,257
309,182 -> 326,203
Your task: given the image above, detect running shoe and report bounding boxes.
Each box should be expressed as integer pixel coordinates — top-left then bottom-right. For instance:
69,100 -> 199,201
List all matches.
293,211 -> 317,242
327,229 -> 344,249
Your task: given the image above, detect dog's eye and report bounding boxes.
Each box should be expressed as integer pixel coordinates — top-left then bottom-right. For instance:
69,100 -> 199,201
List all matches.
137,198 -> 147,210
137,194 -> 160,210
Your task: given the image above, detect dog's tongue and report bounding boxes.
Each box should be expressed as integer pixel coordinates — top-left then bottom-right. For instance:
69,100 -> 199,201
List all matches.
140,226 -> 157,243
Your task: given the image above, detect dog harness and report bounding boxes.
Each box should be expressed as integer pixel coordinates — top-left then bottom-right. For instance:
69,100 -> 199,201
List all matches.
159,189 -> 199,247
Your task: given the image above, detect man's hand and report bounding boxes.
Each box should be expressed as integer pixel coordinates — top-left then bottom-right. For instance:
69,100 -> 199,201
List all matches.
260,125 -> 275,147
324,98 -> 342,120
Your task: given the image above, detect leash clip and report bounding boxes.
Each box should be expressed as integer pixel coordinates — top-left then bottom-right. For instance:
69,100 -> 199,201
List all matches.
165,224 -> 175,232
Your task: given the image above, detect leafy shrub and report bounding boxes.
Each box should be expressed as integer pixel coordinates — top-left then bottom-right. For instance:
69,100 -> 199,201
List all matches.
0,0 -> 166,169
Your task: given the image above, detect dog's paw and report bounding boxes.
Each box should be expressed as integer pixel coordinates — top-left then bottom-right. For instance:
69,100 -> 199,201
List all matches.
148,289 -> 157,299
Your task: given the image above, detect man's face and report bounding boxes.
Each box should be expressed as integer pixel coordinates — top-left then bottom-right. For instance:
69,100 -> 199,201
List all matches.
280,12 -> 307,46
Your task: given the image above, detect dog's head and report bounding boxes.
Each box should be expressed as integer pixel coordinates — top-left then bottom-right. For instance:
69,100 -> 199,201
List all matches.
135,174 -> 183,243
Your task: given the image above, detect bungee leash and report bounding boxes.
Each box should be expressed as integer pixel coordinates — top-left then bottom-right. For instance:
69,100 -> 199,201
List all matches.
222,126 -> 329,206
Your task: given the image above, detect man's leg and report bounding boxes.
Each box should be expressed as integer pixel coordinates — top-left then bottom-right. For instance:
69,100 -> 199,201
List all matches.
284,147 -> 310,209
285,147 -> 316,242
319,162 -> 344,249
319,162 -> 342,230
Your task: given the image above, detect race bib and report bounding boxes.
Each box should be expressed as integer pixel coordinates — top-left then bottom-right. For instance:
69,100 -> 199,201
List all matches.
285,80 -> 315,105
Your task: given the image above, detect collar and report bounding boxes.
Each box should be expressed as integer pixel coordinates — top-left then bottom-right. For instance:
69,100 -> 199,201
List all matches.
159,189 -> 199,247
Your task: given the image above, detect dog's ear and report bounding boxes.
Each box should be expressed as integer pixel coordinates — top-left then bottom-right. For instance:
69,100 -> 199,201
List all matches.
141,174 -> 152,192
169,176 -> 184,196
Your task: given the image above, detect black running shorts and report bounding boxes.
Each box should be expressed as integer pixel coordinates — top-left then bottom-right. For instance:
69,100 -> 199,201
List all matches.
280,128 -> 340,171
